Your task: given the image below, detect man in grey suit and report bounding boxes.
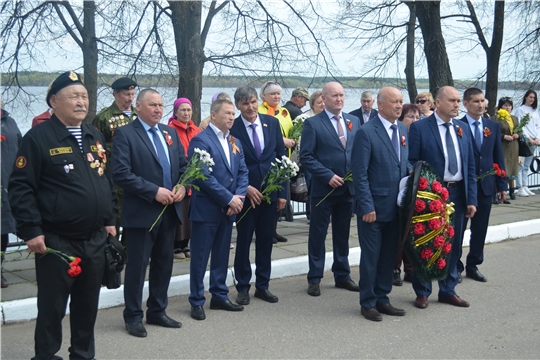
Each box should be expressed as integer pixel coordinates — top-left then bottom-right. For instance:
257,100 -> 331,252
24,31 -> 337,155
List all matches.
349,90 -> 378,125
300,82 -> 361,297
352,87 -> 410,322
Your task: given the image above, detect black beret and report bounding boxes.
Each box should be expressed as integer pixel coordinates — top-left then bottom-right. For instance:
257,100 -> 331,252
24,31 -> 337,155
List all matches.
46,71 -> 85,107
111,77 -> 138,90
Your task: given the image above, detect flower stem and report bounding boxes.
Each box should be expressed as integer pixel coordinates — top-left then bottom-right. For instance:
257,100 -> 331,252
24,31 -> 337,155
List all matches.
235,205 -> 253,224
149,204 -> 169,232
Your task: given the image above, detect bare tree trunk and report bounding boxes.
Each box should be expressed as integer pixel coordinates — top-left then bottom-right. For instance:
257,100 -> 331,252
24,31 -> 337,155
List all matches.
404,1 -> 418,102
415,1 -> 454,96
486,2 -> 505,116
168,1 -> 205,125
82,1 -> 98,122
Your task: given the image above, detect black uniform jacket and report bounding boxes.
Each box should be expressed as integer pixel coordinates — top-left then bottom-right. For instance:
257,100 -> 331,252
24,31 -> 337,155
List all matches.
8,115 -> 117,241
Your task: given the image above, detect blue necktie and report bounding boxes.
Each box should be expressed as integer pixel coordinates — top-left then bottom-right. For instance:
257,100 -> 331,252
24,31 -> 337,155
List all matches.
249,123 -> 262,158
149,127 -> 172,190
390,124 -> 399,159
443,123 -> 458,175
474,121 -> 482,150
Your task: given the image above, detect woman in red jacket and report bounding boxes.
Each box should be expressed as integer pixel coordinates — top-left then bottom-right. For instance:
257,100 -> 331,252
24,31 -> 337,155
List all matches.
168,98 -> 201,259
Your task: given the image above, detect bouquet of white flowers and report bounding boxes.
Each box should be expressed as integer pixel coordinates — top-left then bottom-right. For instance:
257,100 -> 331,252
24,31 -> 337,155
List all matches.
149,148 -> 214,231
236,155 -> 299,224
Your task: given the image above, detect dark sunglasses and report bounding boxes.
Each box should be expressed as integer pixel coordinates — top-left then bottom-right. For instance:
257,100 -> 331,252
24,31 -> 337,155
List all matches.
415,99 -> 428,104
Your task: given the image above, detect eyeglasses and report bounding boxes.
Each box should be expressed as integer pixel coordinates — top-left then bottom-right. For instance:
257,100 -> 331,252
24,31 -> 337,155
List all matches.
415,99 -> 427,104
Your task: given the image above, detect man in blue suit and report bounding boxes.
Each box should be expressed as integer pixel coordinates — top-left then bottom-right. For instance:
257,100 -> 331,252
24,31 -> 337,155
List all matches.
300,82 -> 361,296
352,87 -> 410,321
408,86 -> 478,309
230,87 -> 287,305
349,90 -> 378,125
188,99 -> 249,321
112,89 -> 187,337
457,88 -> 507,282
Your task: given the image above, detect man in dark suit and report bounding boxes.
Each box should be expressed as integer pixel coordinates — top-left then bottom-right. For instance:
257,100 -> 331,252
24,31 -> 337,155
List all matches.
112,88 -> 187,337
299,81 -> 361,297
188,99 -> 249,321
457,88 -> 507,282
352,87 -> 410,322
349,90 -> 378,125
408,86 -> 478,309
230,87 -> 287,305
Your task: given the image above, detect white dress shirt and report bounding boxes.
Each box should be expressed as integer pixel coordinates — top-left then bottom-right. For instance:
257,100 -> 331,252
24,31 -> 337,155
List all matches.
363,110 -> 371,124
241,115 -> 265,152
325,108 -> 347,142
208,122 -> 231,166
434,112 -> 463,182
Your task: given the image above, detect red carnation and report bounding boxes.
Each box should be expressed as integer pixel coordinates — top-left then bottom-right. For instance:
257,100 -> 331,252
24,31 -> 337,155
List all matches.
500,169 -> 506,177
432,180 -> 442,194
413,223 -> 426,236
429,200 -> 443,213
67,265 -> 82,277
441,188 -> 449,201
0,135 -> 6,142
429,218 -> 442,231
493,163 -> 499,170
433,235 -> 445,248
443,242 -> 452,254
446,225 -> 455,237
418,177 -> 428,190
420,248 -> 433,260
415,199 -> 426,213
436,258 -> 446,270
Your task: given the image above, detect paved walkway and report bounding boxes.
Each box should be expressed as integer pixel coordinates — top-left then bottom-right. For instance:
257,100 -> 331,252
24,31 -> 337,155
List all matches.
2,233 -> 540,359
1,189 -> 539,320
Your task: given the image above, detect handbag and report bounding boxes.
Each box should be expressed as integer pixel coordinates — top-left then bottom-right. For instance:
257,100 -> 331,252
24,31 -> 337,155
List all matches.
530,156 -> 540,174
290,173 -> 309,203
518,137 -> 533,157
102,233 -> 128,289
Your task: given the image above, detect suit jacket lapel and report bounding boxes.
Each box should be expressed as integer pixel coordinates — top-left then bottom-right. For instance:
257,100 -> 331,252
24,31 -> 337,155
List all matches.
134,119 -> 160,164
234,118 -> 256,159
428,116 -> 445,157
206,127 -> 233,173
159,124 -> 177,178
321,112 -> 344,149
373,117 -> 399,163
260,117 -> 270,155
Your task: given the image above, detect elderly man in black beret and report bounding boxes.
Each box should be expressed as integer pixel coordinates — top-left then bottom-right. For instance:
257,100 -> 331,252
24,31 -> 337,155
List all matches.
92,77 -> 138,152
9,71 -> 118,360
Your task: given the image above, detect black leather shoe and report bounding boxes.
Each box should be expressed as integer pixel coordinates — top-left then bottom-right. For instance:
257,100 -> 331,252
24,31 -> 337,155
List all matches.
125,321 -> 147,337
191,306 -> 206,320
376,303 -> 406,316
209,299 -> 244,311
458,272 -> 463,283
466,269 -> 487,282
393,269 -> 403,286
361,307 -> 382,322
254,289 -> 279,303
307,283 -> 320,296
335,279 -> 359,292
146,314 -> 182,328
503,199 -> 511,204
236,290 -> 250,305
274,234 -> 288,242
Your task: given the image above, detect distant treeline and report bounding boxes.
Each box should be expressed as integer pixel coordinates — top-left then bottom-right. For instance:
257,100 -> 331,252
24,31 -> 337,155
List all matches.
1,71 -> 537,91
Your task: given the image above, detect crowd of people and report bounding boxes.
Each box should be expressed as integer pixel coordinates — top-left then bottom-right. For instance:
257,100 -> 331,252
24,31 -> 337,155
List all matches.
2,71 -> 539,358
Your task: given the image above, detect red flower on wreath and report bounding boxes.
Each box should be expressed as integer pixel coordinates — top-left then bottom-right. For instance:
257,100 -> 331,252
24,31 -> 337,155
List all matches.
433,235 -> 445,248
436,258 -> 446,270
446,225 -> 455,237
0,135 -> 6,142
429,218 -> 442,231
429,200 -> 443,213
443,242 -> 452,254
441,188 -> 449,202
415,199 -> 426,213
420,248 -> 433,260
431,180 -> 442,194
418,177 -> 428,191
413,223 -> 426,236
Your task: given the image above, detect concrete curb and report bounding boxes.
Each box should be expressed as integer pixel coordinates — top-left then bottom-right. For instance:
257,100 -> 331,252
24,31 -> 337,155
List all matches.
2,219 -> 539,324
